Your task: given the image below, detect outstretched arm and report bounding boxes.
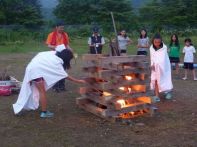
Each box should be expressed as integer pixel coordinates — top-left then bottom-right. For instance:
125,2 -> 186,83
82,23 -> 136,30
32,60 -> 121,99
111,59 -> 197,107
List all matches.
66,75 -> 86,84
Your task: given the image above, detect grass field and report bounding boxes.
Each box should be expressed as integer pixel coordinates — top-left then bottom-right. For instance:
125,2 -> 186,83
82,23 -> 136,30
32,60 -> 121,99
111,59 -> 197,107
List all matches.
0,30 -> 197,55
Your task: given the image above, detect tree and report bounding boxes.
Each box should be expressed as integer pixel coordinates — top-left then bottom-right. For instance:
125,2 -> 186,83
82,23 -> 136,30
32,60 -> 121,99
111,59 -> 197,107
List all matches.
0,0 -> 43,27
54,0 -> 136,31
139,0 -> 197,30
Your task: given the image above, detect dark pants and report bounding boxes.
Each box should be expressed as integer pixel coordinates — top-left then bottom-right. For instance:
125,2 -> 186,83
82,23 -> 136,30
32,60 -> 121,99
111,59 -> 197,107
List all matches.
137,51 -> 147,56
52,78 -> 65,91
90,47 -> 102,54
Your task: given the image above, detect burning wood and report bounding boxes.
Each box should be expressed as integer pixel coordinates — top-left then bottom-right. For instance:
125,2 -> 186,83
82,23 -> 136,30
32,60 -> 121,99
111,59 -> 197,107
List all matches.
117,99 -> 127,108
102,91 -> 112,97
125,75 -> 133,80
77,54 -> 156,122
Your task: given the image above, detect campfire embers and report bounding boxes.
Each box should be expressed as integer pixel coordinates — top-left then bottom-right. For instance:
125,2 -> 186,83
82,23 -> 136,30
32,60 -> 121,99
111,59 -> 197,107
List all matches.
77,54 -> 156,122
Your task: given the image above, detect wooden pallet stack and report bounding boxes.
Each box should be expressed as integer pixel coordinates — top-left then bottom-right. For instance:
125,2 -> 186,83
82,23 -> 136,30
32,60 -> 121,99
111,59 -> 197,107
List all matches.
77,54 -> 156,121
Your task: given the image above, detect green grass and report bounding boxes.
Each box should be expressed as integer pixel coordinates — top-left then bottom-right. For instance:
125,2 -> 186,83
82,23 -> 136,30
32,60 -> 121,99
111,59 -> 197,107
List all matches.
0,35 -> 197,55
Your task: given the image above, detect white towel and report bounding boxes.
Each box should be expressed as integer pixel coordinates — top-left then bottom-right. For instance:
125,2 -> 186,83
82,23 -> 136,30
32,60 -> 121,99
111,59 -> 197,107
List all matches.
13,51 -> 68,114
150,44 -> 173,92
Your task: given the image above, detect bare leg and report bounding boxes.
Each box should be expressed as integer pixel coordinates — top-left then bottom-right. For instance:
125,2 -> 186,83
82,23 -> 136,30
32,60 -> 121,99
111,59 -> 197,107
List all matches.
183,69 -> 188,79
35,80 -> 47,111
155,80 -> 159,97
175,63 -> 179,75
192,69 -> 197,80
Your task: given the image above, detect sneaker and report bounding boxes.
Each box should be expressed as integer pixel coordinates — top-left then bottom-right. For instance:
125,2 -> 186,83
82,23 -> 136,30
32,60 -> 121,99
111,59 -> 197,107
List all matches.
165,92 -> 172,100
182,77 -> 187,80
151,106 -> 158,110
194,78 -> 197,81
151,96 -> 160,103
40,111 -> 54,118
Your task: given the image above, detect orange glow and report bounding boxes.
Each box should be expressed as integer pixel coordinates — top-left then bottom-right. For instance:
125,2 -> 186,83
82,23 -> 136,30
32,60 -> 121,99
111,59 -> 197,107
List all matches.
125,75 -> 132,80
128,87 -> 132,93
117,99 -> 126,108
119,87 -> 125,91
133,85 -> 146,92
103,91 -> 112,96
129,112 -> 135,115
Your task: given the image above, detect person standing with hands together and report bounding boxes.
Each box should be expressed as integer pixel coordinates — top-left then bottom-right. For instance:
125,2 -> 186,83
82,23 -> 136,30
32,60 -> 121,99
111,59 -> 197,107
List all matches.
88,27 -> 105,54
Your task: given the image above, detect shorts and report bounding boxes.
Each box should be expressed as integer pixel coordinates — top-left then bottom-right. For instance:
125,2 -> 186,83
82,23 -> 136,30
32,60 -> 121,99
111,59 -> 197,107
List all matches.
32,77 -> 44,82
169,57 -> 180,63
184,62 -> 194,70
120,50 -> 127,53
137,51 -> 147,56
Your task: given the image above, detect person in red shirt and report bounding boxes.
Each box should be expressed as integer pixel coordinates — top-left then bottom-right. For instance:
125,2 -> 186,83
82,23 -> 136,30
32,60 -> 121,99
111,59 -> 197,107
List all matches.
46,21 -> 72,92
46,21 -> 72,50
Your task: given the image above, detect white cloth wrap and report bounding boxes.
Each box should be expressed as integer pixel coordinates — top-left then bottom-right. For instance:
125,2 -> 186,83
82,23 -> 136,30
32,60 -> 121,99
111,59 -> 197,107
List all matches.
150,44 -> 173,92
13,51 -> 68,114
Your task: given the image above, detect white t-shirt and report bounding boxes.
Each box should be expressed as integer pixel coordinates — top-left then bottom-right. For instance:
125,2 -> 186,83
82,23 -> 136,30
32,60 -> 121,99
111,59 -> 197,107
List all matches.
118,35 -> 130,50
183,46 -> 196,63
137,37 -> 149,51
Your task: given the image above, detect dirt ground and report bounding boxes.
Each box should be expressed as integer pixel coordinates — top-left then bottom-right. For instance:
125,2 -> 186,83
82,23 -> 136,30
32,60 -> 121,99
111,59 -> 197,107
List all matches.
0,53 -> 196,147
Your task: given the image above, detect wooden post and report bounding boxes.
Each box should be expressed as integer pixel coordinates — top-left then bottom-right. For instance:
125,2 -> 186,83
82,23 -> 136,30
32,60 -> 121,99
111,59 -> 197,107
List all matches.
110,12 -> 120,56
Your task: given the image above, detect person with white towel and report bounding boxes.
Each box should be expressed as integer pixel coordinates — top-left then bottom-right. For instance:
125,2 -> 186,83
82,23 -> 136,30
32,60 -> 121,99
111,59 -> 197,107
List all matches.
13,49 -> 85,118
150,34 -> 173,100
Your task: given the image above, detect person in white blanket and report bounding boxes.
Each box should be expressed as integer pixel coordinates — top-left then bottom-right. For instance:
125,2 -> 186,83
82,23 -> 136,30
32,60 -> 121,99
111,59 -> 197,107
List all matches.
13,49 -> 85,118
150,34 -> 173,100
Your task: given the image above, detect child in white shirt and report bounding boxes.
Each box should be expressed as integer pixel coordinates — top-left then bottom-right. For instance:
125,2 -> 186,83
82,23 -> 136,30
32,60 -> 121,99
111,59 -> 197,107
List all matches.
182,38 -> 197,80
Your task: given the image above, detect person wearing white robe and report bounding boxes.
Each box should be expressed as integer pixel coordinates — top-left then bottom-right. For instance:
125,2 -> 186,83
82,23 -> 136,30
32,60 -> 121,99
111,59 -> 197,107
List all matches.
13,49 -> 84,118
150,34 -> 173,100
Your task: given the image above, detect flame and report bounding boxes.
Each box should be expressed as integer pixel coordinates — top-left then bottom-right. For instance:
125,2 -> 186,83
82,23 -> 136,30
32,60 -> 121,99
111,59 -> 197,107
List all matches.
128,87 -> 132,93
129,111 -> 135,115
117,99 -> 126,108
119,87 -> 125,91
125,75 -> 133,80
103,91 -> 111,96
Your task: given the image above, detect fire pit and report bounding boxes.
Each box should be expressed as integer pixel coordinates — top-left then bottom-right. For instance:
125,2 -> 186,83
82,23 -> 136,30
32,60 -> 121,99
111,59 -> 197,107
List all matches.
77,54 -> 157,121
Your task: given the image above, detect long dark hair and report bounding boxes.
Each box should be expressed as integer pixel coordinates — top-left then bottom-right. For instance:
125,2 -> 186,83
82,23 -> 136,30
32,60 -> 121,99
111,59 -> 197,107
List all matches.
152,33 -> 163,49
56,49 -> 73,69
169,34 -> 180,47
140,29 -> 147,39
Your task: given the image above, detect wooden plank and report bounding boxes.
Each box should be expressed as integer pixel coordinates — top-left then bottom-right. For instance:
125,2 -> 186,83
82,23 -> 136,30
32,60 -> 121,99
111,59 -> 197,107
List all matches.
80,86 -> 153,99
82,54 -> 104,61
112,97 -> 152,110
99,62 -> 149,70
98,55 -> 148,64
76,98 -> 107,118
84,68 -> 148,76
79,87 -> 114,101
86,79 -> 149,90
103,103 -> 152,117
79,96 -> 113,106
76,97 -> 89,105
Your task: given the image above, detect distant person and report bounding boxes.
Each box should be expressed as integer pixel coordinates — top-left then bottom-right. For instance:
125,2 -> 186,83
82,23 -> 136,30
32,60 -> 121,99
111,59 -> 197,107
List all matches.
13,49 -> 85,118
168,34 -> 180,76
88,27 -> 105,54
46,21 -> 72,92
117,30 -> 132,56
182,38 -> 197,80
137,29 -> 149,55
150,34 -> 173,100
46,21 -> 72,51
